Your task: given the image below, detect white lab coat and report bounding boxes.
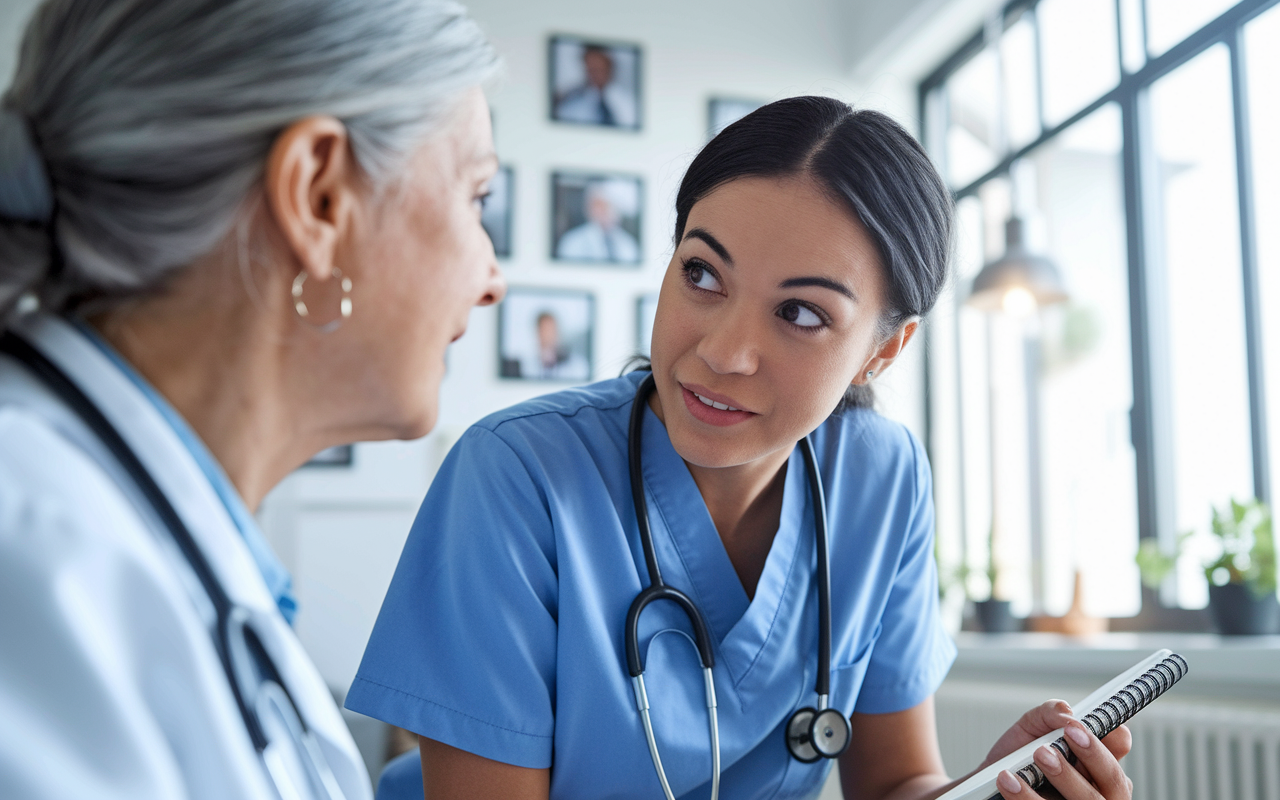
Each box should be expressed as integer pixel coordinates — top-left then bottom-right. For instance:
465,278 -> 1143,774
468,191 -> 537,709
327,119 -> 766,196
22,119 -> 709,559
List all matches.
0,314 -> 371,800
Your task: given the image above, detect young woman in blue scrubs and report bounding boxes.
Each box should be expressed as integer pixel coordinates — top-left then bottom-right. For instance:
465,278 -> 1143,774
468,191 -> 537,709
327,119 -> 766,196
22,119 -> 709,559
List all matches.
347,97 -> 1135,800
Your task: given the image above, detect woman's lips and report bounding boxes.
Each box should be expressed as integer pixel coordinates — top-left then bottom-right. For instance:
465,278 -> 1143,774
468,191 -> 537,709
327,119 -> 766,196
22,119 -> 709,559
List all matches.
680,384 -> 755,426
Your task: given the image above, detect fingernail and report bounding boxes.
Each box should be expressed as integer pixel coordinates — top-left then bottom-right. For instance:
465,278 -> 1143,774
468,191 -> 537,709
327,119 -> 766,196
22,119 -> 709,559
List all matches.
997,770 -> 1023,794
1066,724 -> 1090,748
1036,745 -> 1062,775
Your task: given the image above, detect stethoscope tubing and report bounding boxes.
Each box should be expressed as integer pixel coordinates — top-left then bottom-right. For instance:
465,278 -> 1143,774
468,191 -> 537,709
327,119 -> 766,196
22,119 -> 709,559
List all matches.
626,374 -> 721,800
632,667 -> 720,800
798,439 -> 833,703
624,373 -> 844,797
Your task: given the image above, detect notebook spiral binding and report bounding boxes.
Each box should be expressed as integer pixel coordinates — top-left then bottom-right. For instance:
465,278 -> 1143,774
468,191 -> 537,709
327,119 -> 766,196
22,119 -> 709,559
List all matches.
1013,653 -> 1189,790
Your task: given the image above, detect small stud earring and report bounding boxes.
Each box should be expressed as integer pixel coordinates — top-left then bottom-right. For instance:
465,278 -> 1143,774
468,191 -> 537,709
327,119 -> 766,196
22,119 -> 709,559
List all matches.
866,370 -> 875,379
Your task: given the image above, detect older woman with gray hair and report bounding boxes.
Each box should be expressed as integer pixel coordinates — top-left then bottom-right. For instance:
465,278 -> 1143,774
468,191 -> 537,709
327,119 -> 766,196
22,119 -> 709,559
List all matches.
0,0 -> 504,798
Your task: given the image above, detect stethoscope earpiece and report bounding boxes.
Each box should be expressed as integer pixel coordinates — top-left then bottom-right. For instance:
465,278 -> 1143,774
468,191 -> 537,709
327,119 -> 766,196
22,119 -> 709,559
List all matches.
786,706 -> 851,762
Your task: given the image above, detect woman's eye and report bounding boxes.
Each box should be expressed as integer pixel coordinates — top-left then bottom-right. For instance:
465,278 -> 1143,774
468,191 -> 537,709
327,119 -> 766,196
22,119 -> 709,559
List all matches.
778,302 -> 825,328
683,261 -> 722,292
473,190 -> 491,213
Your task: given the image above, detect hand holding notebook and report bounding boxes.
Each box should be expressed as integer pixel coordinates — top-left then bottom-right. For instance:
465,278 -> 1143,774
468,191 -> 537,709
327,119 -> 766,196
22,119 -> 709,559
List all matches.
936,650 -> 1188,800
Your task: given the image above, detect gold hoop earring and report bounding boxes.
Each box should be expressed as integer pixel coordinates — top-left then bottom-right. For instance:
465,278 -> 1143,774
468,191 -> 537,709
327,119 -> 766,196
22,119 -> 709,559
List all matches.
292,269 -> 353,332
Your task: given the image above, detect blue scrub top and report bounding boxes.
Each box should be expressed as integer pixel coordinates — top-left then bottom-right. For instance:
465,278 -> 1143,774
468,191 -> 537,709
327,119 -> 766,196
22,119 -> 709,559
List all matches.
347,372 -> 955,800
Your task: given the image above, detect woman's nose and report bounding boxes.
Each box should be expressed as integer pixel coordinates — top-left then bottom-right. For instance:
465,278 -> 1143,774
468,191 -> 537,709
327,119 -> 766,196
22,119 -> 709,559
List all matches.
696,304 -> 759,375
477,259 -> 506,307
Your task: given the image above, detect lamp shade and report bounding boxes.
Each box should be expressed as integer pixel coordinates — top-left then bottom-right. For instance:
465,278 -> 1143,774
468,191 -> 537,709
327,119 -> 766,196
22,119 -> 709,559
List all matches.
967,217 -> 1068,313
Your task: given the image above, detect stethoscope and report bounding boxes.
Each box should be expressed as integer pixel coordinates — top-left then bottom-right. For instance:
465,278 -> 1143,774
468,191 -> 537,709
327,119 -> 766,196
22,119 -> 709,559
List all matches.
625,374 -> 850,800
0,330 -> 346,800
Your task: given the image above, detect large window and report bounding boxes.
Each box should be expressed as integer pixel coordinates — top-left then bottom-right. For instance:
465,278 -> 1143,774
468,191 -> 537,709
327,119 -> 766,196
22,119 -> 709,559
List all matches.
921,0 -> 1278,618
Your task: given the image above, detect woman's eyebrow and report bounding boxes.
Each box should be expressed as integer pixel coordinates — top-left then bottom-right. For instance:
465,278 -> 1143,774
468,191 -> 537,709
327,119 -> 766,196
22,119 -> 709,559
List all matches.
779,276 -> 857,301
682,227 -> 734,266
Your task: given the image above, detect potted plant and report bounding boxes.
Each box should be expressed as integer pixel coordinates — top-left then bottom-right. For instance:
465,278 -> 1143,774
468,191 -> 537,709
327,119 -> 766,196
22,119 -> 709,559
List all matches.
1136,498 -> 1279,635
973,524 -> 1020,633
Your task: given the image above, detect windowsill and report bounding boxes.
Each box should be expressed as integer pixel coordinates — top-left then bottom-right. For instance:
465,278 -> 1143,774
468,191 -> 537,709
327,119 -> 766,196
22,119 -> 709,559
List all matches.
949,631 -> 1280,702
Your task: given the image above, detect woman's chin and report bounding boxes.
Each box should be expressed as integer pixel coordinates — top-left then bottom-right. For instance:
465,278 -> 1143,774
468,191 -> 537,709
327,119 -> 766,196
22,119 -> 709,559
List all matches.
348,400 -> 439,444
667,426 -> 766,470
395,404 -> 439,441
383,372 -> 444,440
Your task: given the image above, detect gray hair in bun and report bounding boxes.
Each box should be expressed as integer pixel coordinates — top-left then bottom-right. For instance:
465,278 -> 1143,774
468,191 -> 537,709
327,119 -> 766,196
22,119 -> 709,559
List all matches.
0,0 -> 500,320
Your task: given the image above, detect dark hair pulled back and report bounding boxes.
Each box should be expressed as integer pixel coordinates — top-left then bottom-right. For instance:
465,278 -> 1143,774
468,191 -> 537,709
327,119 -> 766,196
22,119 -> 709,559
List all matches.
674,96 -> 953,411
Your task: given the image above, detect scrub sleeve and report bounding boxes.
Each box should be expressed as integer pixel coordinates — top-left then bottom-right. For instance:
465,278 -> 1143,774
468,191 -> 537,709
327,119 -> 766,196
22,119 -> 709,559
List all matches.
848,431 -> 955,714
345,426 -> 558,768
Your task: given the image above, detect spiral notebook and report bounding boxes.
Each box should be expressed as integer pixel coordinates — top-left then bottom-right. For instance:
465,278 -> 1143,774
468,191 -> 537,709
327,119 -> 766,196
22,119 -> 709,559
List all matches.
936,649 -> 1189,800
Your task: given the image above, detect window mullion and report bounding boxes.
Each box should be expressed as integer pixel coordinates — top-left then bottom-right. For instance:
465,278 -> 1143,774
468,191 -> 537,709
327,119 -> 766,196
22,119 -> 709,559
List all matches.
951,289 -> 970,568
1140,0 -> 1151,57
1230,29 -> 1270,504
1031,3 -> 1047,132
1114,0 -> 1126,73
1121,86 -> 1175,561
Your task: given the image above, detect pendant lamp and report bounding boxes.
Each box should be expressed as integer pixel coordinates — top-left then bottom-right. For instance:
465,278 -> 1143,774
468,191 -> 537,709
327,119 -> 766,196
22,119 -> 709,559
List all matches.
967,217 -> 1068,314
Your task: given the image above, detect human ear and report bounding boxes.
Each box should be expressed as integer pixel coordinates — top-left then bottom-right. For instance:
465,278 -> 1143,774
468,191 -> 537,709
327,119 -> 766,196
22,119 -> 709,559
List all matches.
858,317 -> 920,383
263,116 -> 359,283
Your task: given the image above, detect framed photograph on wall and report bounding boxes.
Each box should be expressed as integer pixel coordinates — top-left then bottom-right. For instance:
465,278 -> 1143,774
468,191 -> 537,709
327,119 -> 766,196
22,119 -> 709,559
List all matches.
551,171 -> 643,266
636,293 -> 658,356
707,97 -> 764,139
498,287 -> 594,382
549,35 -> 642,130
481,165 -> 514,258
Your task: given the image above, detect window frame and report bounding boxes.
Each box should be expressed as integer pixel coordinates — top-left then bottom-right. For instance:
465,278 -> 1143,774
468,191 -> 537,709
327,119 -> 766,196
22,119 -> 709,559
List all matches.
919,0 -> 1279,618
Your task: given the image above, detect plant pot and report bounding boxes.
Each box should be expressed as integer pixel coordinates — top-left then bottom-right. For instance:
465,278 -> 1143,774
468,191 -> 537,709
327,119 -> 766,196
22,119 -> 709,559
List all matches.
974,599 -> 1021,633
1208,583 -> 1280,635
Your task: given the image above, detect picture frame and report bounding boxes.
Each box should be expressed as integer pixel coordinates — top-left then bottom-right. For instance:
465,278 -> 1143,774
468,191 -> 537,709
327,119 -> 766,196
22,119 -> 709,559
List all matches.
549,35 -> 642,131
636,293 -> 658,356
550,171 -> 643,266
498,287 -> 595,382
481,165 -> 514,258
707,97 -> 765,139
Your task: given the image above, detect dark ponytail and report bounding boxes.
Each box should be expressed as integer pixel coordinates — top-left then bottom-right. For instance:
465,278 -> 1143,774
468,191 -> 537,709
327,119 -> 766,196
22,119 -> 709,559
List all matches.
673,96 -> 952,411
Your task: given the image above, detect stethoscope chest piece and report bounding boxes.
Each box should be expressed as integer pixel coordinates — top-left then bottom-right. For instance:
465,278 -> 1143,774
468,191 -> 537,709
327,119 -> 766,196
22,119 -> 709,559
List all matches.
785,705 -> 851,763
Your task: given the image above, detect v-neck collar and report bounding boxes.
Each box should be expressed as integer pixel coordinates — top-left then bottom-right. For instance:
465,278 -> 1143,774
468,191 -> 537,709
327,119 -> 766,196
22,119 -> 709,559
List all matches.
635,402 -> 813,689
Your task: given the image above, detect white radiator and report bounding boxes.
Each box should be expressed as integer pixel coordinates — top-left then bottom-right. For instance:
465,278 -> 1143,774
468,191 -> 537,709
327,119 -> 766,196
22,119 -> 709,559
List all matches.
1126,704 -> 1280,800
935,680 -> 1280,800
